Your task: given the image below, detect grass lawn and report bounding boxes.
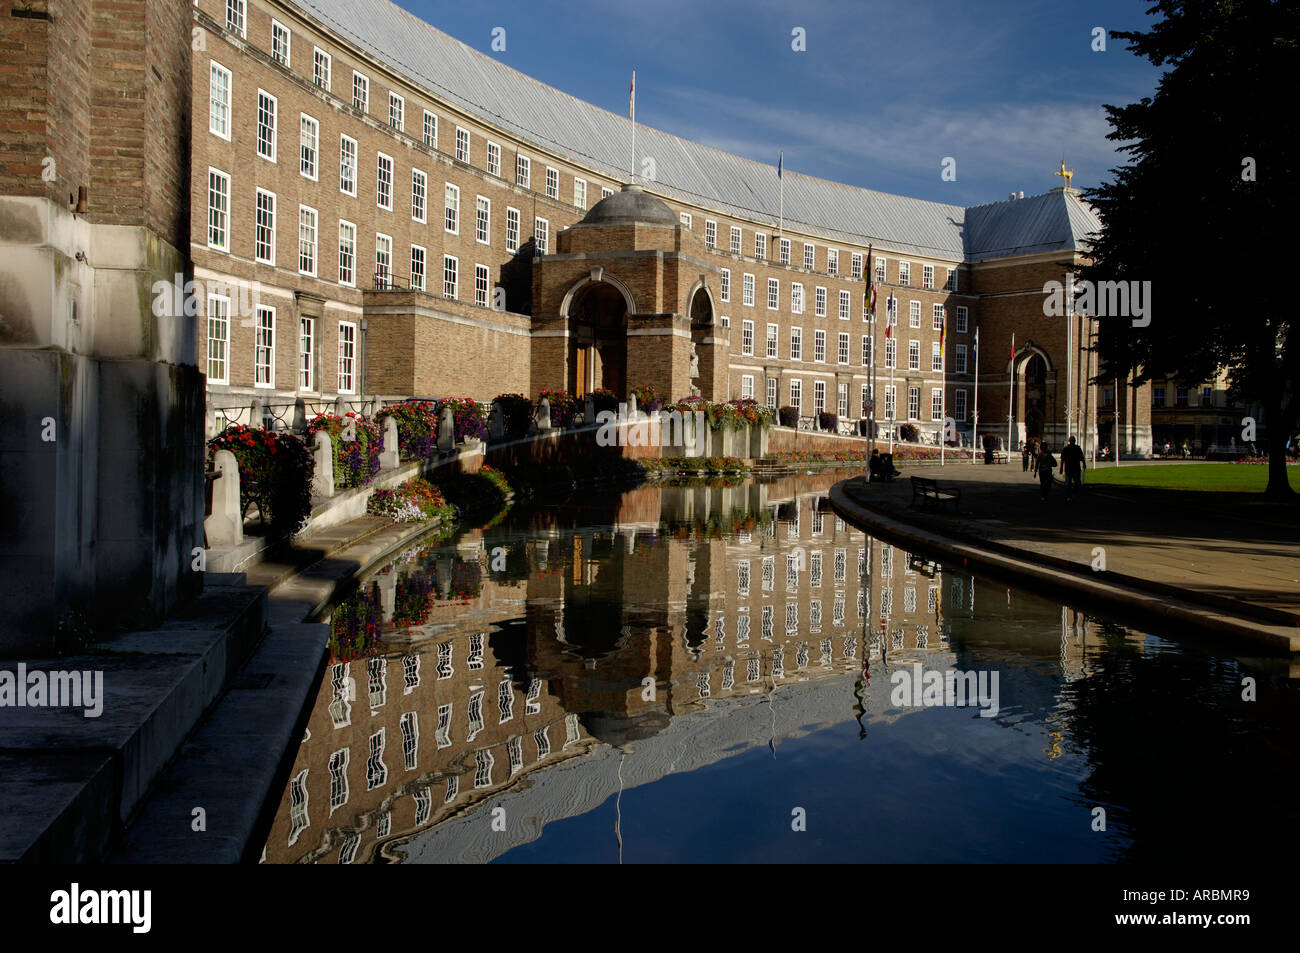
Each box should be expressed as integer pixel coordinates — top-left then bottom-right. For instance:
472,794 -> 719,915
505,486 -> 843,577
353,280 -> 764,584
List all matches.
1085,462 -> 1300,493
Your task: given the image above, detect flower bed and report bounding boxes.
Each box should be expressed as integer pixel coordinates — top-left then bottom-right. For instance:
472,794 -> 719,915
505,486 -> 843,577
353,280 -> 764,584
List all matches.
666,396 -> 774,432
768,446 -> 968,466
727,398 -> 776,429
641,455 -> 750,475
376,400 -> 439,461
431,467 -> 511,515
435,397 -> 487,443
478,464 -> 511,496
305,412 -> 381,488
207,424 -> 314,535
366,477 -> 454,523
770,449 -> 866,465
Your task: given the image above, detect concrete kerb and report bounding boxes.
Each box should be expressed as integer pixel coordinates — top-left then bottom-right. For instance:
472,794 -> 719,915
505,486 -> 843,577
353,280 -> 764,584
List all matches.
830,479 -> 1300,653
279,517 -> 455,625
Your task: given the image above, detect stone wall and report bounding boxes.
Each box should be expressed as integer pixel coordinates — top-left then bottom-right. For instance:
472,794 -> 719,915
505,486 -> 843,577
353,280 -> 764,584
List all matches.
0,0 -> 202,654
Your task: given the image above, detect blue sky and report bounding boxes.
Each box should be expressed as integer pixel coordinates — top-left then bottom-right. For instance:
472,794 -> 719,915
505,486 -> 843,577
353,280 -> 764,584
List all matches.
390,0 -> 1163,207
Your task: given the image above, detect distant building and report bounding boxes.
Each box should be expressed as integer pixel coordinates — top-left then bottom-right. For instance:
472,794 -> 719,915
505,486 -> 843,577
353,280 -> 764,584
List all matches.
1147,371 -> 1262,454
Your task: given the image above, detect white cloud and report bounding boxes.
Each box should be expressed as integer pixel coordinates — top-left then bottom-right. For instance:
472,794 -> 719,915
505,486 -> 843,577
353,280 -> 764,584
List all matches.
649,85 -> 1124,202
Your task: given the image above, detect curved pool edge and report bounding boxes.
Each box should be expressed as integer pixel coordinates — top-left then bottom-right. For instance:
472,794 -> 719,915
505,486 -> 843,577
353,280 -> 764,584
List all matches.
829,479 -> 1299,654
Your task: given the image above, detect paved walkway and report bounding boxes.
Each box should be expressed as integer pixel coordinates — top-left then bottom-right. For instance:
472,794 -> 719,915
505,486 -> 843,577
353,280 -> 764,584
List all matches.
834,460 -> 1300,648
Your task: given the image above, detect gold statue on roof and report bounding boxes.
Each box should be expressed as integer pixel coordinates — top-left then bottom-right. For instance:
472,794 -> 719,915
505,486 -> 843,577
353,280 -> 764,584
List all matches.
1054,158 -> 1074,188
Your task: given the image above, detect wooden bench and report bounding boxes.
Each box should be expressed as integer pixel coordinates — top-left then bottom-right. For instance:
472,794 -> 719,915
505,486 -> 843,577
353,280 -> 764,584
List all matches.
910,476 -> 961,512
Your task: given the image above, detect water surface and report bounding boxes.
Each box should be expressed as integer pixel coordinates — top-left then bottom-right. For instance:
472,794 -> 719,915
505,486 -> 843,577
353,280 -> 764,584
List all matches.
261,472 -> 1299,864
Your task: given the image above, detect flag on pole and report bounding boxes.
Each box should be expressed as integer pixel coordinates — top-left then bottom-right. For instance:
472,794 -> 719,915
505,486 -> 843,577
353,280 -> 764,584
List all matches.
864,246 -> 876,315
629,70 -> 635,118
777,152 -> 782,179
974,326 -> 979,354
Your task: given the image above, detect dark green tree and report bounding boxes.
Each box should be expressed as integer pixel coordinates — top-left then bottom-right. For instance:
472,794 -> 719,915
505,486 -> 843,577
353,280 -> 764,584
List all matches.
1082,0 -> 1298,497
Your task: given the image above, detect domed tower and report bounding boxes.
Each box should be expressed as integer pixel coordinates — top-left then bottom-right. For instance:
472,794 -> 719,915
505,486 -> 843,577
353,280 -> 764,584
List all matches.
532,184 -> 728,402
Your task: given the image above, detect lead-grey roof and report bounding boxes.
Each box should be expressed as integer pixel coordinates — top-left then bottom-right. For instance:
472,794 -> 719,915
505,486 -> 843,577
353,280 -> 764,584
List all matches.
287,0 -> 1098,263
964,189 -> 1102,260
579,185 -> 678,227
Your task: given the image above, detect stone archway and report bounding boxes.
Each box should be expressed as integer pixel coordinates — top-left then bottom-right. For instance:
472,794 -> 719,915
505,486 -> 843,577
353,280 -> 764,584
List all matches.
1023,353 -> 1048,440
566,280 -> 629,397
1013,344 -> 1053,443
685,278 -> 728,400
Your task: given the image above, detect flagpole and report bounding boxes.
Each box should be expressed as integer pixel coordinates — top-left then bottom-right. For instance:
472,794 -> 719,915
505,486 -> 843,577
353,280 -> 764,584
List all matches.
1115,372 -> 1121,466
629,69 -> 636,184
972,326 -> 980,465
1007,331 -> 1015,459
888,295 -> 895,456
866,245 -> 876,476
778,151 -> 784,239
869,306 -> 877,464
940,315 -> 946,466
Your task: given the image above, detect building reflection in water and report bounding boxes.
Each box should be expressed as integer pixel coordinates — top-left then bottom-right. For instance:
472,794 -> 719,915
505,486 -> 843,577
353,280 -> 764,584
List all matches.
261,471 -> 1124,864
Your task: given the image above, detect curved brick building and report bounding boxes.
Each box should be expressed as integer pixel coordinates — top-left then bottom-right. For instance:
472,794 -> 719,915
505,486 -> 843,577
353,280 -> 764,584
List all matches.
189,0 -> 1151,453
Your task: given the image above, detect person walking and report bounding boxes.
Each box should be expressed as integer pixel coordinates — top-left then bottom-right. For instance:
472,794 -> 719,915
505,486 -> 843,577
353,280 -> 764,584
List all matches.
1022,440 -> 1031,472
1037,443 -> 1057,502
1060,435 -> 1085,500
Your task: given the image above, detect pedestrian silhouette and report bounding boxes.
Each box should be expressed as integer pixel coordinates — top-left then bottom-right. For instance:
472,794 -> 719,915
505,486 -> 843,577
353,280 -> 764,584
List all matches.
1037,443 -> 1057,501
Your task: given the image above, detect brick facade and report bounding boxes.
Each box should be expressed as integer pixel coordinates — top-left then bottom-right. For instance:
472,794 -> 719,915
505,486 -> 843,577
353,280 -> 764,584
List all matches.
189,0 -> 1146,456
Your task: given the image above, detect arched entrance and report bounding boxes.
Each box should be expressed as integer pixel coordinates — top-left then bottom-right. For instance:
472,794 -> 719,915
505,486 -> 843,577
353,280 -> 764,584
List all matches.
1023,353 -> 1048,440
687,284 -> 715,398
567,281 -> 629,397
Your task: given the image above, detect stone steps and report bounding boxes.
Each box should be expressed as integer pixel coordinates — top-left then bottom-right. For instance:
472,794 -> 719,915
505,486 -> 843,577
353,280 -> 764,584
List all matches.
0,580 -> 268,863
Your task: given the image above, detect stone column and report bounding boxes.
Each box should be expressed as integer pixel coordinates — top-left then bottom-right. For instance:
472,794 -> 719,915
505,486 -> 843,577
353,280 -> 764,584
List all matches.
437,406 -> 456,452
311,430 -> 334,498
379,415 -> 400,469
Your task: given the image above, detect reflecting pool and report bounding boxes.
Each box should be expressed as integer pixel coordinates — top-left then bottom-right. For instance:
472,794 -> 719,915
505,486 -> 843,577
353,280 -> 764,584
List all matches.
261,471 -> 1300,864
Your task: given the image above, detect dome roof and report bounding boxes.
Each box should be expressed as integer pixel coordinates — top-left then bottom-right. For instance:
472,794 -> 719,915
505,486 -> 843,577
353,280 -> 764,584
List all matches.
579,184 -> 678,226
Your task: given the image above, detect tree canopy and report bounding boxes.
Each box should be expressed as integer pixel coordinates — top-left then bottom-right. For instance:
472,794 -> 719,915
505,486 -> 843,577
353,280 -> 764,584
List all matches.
1082,0 -> 1299,496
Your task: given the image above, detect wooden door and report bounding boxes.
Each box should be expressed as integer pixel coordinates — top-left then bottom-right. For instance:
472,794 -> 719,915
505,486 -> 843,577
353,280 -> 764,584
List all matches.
574,346 -> 588,398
